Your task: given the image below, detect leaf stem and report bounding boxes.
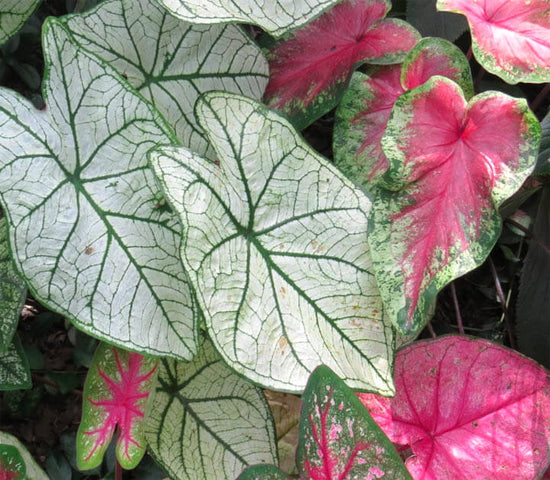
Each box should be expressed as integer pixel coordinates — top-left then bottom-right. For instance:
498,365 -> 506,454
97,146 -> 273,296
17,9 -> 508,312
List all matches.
450,283 -> 464,335
488,257 -> 516,349
116,458 -> 123,480
466,46 -> 473,62
426,321 -> 437,339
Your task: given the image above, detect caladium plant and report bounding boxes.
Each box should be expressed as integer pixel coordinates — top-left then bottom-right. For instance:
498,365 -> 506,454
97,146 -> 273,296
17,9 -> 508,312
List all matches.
77,343 -> 158,470
264,0 -> 420,129
369,76 -> 540,333
334,36 -> 473,185
238,365 -> 411,480
359,336 -> 550,479
437,0 -> 550,84
150,91 -> 395,394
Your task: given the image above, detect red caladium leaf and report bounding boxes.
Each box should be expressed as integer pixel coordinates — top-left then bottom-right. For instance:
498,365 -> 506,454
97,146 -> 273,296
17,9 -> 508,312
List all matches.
264,0 -> 420,129
77,343 -> 158,470
358,336 -> 550,479
334,37 -> 473,186
297,365 -> 411,480
437,0 -> 550,84
368,76 -> 540,333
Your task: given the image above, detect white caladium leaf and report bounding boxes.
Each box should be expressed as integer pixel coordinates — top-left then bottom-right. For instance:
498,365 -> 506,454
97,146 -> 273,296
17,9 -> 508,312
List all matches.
151,92 -> 394,394
0,0 -> 40,46
156,0 -> 341,38
60,0 -> 268,160
0,19 -> 198,360
0,335 -> 31,390
145,334 -> 277,480
0,432 -> 48,480
0,217 -> 26,352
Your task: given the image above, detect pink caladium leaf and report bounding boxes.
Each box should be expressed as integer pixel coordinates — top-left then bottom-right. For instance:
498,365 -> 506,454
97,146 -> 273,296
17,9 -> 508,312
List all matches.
264,0 -> 420,130
437,0 -> 550,84
77,343 -> 158,470
358,336 -> 550,479
368,76 -> 540,333
334,37 -> 473,186
297,365 -> 411,480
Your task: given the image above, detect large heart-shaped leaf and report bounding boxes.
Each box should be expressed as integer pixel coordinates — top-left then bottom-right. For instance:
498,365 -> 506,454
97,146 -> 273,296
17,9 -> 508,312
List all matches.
0,19 -> 198,359
359,336 -> 550,479
156,0 -> 341,38
145,334 -> 277,480
334,37 -> 472,186
369,76 -> 539,333
0,0 -> 40,46
0,217 -> 26,352
77,343 -> 158,470
60,0 -> 268,159
298,365 -> 410,480
264,0 -> 420,129
437,0 -> 550,84
150,92 -> 394,394
0,336 -> 31,390
0,432 -> 48,480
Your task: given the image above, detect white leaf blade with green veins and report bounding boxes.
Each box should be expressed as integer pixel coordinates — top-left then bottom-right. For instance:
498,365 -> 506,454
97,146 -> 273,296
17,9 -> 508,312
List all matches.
157,0 -> 342,38
146,334 -> 277,480
151,92 -> 394,394
0,18 -> 197,360
60,0 -> 268,160
0,0 -> 41,46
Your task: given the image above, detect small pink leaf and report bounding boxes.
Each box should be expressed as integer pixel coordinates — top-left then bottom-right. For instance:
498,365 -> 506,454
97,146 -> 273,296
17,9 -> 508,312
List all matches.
264,0 -> 419,129
437,0 -> 550,83
298,366 -> 411,480
334,37 -> 473,186
77,343 -> 158,470
369,76 -> 539,333
358,336 -> 550,479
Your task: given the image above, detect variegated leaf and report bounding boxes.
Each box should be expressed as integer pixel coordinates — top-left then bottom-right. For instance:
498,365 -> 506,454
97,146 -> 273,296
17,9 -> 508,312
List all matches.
0,432 -> 48,480
150,92 -> 394,394
156,0 -> 342,38
61,0 -> 268,160
0,19 -> 197,360
0,0 -> 40,46
146,335 -> 277,480
0,335 -> 30,390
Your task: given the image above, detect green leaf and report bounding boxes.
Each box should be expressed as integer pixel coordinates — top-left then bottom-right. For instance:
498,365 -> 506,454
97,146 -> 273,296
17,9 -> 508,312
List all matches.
0,335 -> 31,390
156,0 -> 342,38
0,432 -> 48,480
237,464 -> 292,480
517,188 -> 550,369
298,365 -> 411,479
406,0 -> 468,41
0,0 -> 41,47
145,334 -> 277,480
60,0 -> 268,160
0,18 -> 198,360
0,217 -> 26,353
77,343 -> 158,470
150,92 -> 394,394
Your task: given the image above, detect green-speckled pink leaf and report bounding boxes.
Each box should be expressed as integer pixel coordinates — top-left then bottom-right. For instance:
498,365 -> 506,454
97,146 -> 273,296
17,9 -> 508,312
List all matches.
437,0 -> 550,84
359,336 -> 550,479
334,37 -> 472,186
369,76 -> 540,334
77,343 -> 158,470
298,365 -> 411,480
264,0 -> 419,130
